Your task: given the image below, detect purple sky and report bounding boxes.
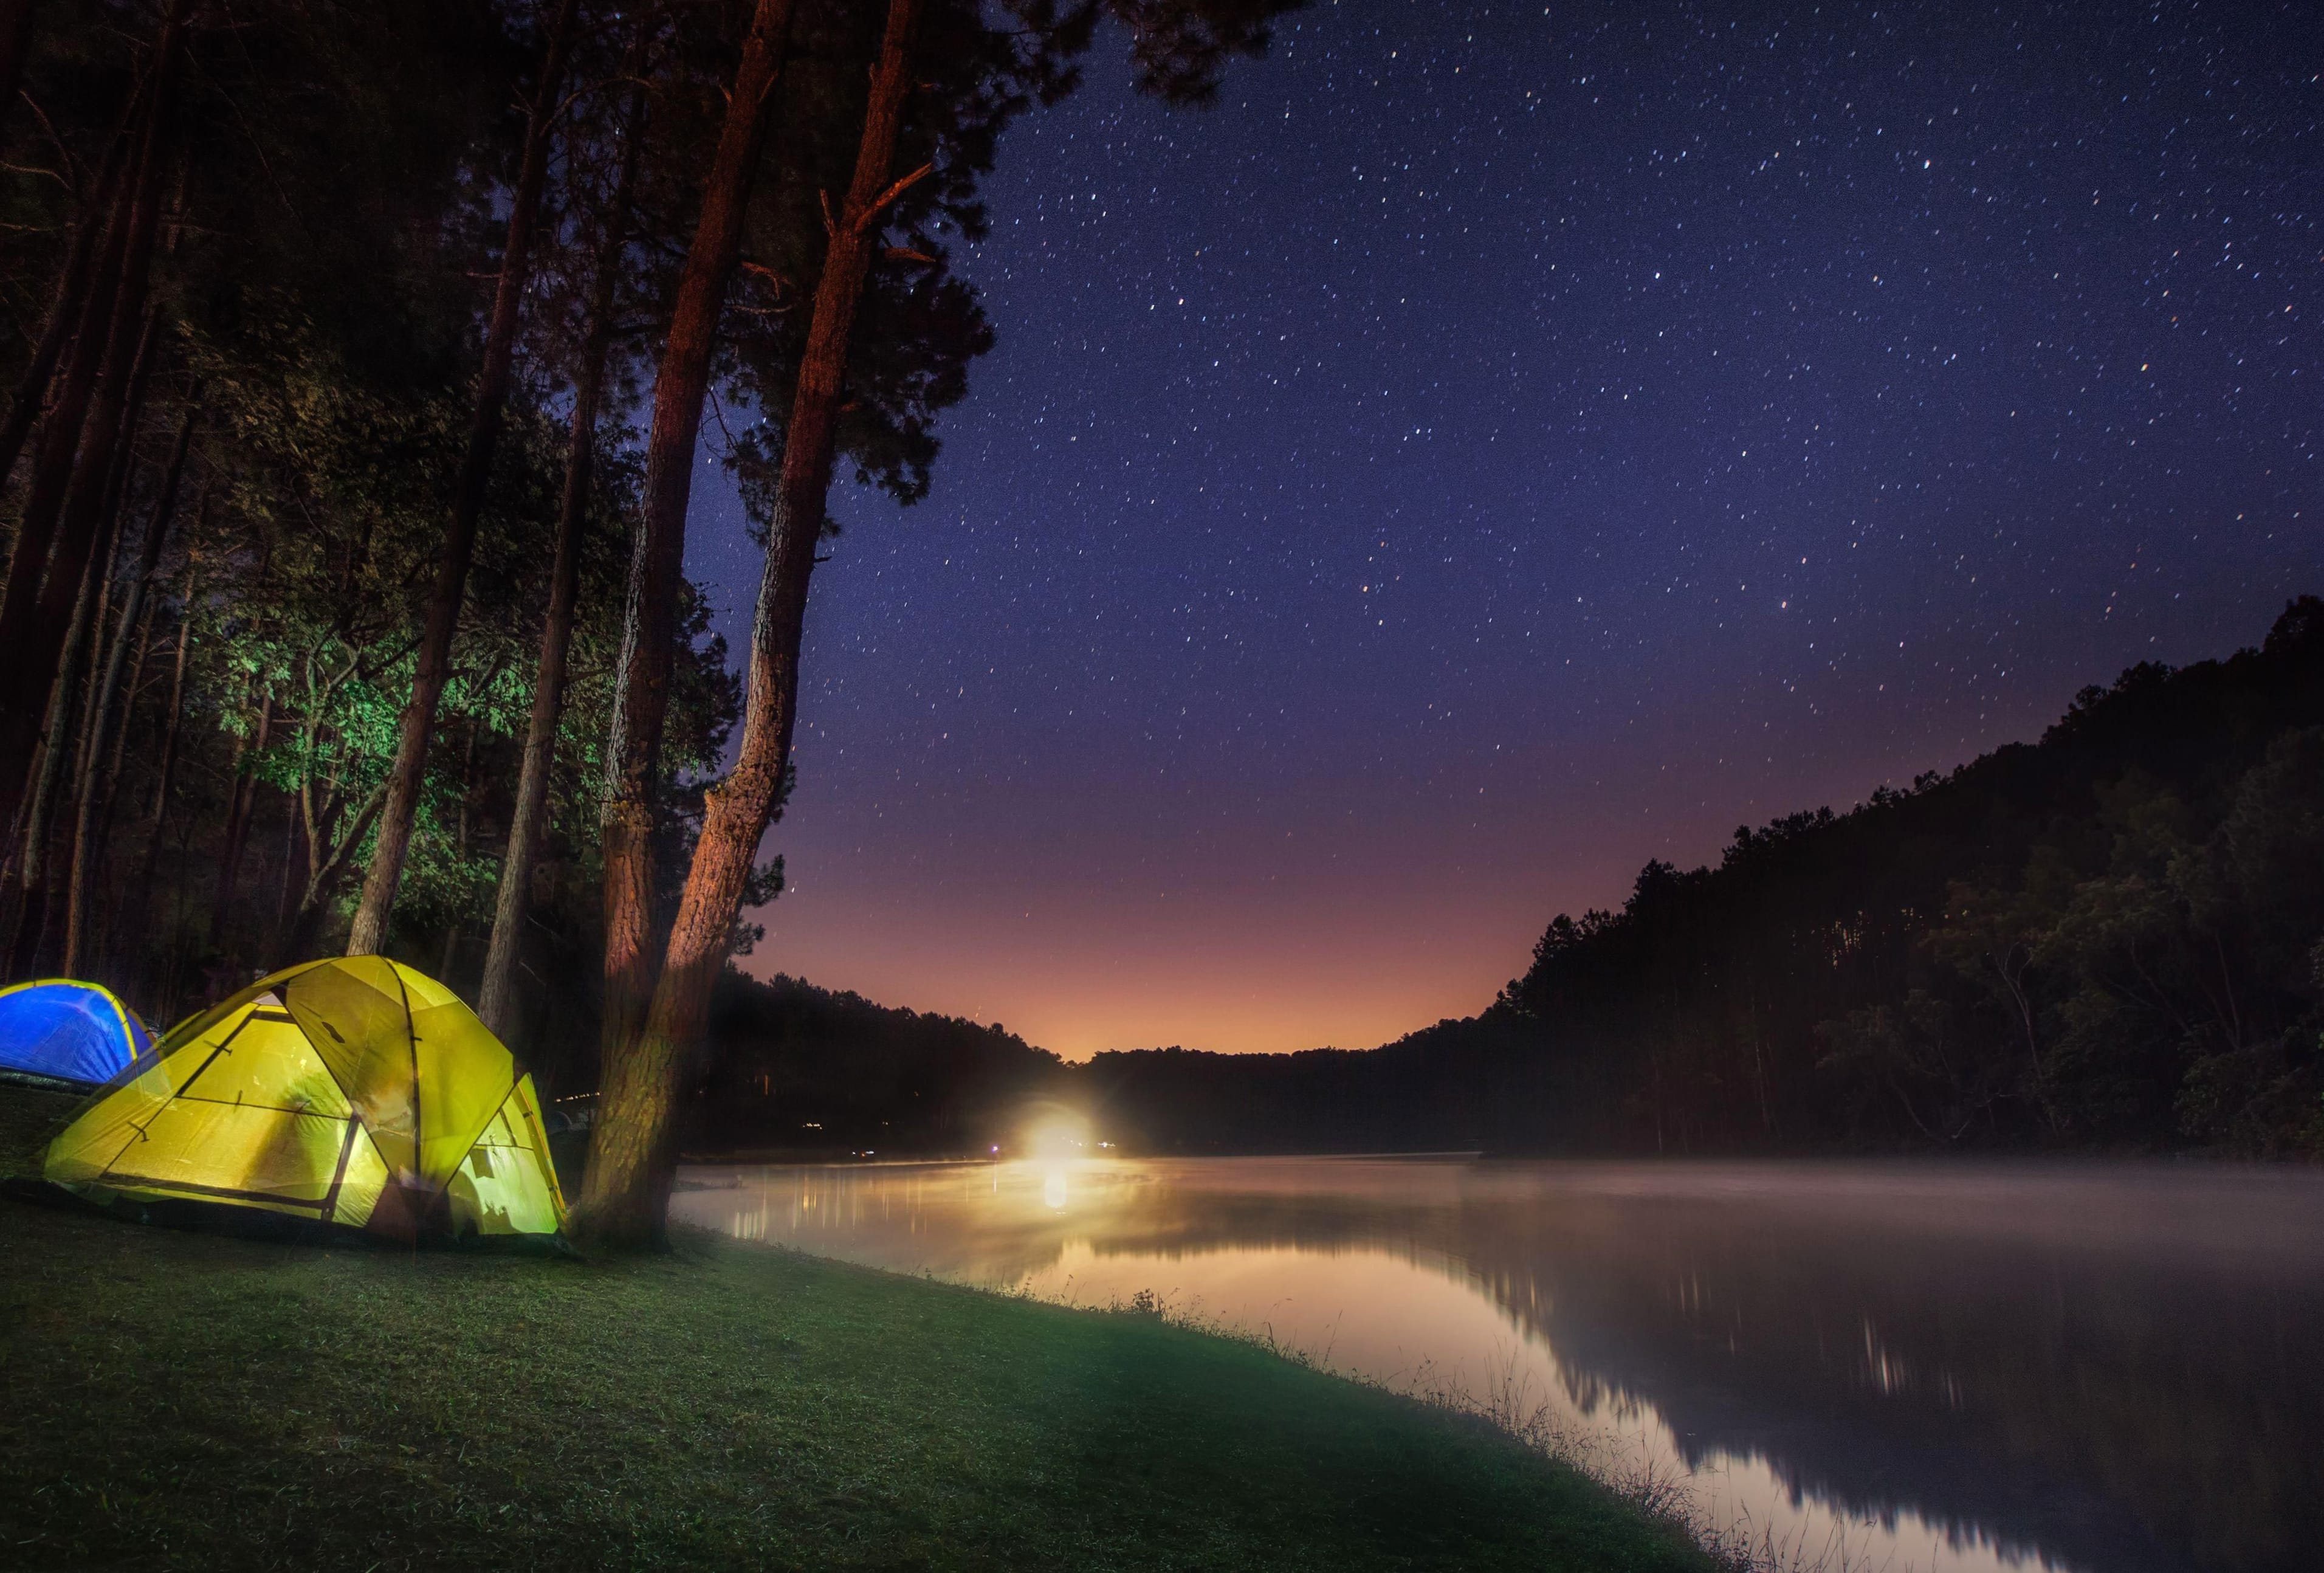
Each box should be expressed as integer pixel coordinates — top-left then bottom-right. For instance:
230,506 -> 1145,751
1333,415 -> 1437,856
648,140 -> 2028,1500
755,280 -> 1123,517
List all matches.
682,0 -> 2323,1058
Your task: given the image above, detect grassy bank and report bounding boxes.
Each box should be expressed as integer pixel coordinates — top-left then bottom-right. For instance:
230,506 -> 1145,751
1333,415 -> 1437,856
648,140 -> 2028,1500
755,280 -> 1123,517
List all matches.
0,1088 -> 1705,1572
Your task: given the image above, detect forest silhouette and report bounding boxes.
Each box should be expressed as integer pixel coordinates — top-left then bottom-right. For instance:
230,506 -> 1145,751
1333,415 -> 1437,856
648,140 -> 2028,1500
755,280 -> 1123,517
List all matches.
693,596 -> 2324,1159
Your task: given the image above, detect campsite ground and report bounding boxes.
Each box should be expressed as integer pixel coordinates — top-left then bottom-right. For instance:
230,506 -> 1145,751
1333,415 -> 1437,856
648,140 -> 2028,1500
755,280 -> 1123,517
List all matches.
0,1086 -> 1707,1572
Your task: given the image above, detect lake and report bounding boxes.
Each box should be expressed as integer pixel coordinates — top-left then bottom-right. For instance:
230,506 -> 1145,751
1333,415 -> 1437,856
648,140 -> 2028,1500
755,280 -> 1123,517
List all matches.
670,1155 -> 2324,1573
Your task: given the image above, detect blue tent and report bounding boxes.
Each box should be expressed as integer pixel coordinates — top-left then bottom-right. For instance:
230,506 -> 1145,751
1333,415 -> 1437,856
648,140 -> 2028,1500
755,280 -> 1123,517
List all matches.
0,979 -> 151,1084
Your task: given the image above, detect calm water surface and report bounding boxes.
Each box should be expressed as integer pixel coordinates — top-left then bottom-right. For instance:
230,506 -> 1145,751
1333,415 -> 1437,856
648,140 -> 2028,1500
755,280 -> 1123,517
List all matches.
670,1157 -> 2324,1573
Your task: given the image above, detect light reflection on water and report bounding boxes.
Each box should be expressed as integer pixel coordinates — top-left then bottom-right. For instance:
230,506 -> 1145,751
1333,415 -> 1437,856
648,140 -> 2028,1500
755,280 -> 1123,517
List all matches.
672,1156 -> 2324,1573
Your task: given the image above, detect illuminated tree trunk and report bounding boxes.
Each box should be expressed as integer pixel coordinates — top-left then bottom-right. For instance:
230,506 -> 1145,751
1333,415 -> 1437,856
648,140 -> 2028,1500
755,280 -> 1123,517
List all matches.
64,393 -> 196,974
598,0 -> 795,1073
479,66 -> 651,1043
346,0 -> 580,956
579,0 -> 920,1249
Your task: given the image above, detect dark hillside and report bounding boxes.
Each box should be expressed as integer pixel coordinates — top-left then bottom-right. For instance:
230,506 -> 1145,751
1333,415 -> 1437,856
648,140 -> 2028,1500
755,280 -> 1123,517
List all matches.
683,971 -> 1067,1155
1076,597 -> 2324,1157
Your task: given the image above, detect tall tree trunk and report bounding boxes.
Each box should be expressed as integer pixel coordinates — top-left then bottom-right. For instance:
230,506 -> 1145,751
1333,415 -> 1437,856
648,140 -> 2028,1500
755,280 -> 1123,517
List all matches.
479,70 -> 651,1042
346,0 -> 581,956
210,692 -> 272,948
63,391 -> 194,974
0,123 -> 141,736
598,0 -> 796,1073
435,716 -> 480,982
12,305 -> 156,973
270,794 -> 304,956
145,561 -> 194,825
88,593 -> 154,968
5,529 -> 108,974
121,555 -> 194,985
579,0 -> 918,1248
0,128 -> 131,492
0,0 -> 185,845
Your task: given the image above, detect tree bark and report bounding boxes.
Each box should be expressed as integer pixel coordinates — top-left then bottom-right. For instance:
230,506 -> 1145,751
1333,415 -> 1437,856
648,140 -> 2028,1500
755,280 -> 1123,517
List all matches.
121,571 -> 187,990
280,779 -> 389,963
479,65 -> 653,1043
0,0 -> 185,847
10,303 -> 157,972
4,527 -> 109,974
209,692 -> 272,948
578,0 -> 918,1249
145,561 -> 194,826
89,594 -> 153,968
120,552 -> 196,987
0,142 -> 139,744
69,309 -> 163,777
346,0 -> 582,955
0,129 -> 131,494
63,391 -> 195,974
598,0 -> 797,1074
270,795 -> 306,955
433,715 -> 480,981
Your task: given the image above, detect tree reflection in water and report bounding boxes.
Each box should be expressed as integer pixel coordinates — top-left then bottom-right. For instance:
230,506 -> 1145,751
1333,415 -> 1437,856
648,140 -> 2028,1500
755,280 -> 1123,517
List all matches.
675,1158 -> 2324,1573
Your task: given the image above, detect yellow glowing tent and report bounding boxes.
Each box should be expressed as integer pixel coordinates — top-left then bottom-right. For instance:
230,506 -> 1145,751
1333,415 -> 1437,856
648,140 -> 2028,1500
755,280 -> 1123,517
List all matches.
44,956 -> 564,1240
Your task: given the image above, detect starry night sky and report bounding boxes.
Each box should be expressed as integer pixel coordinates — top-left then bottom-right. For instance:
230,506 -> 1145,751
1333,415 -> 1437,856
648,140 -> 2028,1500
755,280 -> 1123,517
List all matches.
684,0 -> 2323,1059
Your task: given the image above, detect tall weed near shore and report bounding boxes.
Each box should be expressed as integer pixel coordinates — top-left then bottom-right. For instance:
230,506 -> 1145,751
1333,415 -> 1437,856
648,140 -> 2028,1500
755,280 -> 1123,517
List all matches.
1090,1283 -> 1899,1573
1404,1355 -> 1900,1573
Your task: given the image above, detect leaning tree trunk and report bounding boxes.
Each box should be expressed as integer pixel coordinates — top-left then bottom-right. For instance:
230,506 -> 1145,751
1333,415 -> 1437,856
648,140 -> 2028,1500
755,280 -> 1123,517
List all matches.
345,0 -> 581,956
598,0 -> 796,1072
0,0 -> 185,845
478,63 -> 653,1043
63,392 -> 196,974
0,123 -> 141,742
578,0 -> 920,1249
0,129 -> 131,493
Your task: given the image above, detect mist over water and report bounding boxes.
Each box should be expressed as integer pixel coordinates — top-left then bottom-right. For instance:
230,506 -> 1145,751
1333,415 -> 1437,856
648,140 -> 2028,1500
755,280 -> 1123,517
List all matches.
675,1157 -> 2324,1573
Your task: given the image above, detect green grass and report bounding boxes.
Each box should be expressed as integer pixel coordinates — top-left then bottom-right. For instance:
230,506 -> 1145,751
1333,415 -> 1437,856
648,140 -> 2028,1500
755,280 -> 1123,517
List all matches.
0,1087 -> 1708,1572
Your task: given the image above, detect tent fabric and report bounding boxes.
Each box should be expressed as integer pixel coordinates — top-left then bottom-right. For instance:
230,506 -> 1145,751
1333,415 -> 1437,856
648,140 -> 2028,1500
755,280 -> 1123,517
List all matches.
0,979 -> 151,1084
44,956 -> 564,1239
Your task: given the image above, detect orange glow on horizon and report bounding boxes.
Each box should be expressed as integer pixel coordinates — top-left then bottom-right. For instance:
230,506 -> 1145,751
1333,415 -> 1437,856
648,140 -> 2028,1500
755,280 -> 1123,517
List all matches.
744,872 -> 1545,1060
749,717 -> 2035,1061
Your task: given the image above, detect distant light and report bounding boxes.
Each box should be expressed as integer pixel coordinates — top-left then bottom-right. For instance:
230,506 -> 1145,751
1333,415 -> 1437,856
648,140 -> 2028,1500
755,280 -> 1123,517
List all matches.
1023,1107 -> 1093,1159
